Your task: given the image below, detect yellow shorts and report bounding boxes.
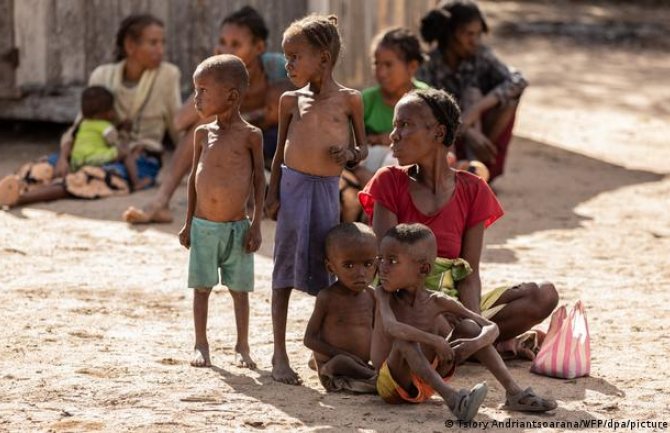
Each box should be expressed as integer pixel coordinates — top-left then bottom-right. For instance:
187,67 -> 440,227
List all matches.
376,358 -> 455,404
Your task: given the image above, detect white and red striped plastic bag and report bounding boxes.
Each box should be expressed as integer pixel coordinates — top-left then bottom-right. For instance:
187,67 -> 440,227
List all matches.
531,301 -> 590,379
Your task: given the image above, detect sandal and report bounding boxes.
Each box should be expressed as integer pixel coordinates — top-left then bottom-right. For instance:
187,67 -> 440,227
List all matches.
503,387 -> 557,412
451,382 -> 488,422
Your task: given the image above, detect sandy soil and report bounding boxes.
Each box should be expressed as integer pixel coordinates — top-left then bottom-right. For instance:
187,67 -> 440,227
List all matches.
1,1 -> 669,432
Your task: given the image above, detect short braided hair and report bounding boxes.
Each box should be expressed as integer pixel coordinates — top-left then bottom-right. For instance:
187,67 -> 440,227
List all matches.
284,14 -> 341,65
409,88 -> 461,147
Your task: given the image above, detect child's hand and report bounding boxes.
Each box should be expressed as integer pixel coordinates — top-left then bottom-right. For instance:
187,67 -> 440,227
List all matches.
264,195 -> 280,221
435,338 -> 455,364
449,338 -> 480,364
245,223 -> 262,253
328,145 -> 349,166
178,223 -> 191,249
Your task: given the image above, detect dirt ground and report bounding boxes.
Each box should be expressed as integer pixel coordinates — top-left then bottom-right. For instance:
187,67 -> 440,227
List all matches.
1,1 -> 669,432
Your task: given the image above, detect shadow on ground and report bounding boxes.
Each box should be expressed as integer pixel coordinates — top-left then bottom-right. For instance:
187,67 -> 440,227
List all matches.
3,131 -> 661,263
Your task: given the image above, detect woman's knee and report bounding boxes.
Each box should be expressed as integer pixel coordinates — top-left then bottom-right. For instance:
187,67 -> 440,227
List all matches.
523,281 -> 558,320
452,318 -> 481,340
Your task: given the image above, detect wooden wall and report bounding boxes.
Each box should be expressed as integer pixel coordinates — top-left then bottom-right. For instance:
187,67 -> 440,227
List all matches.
13,0 -> 308,93
314,0 -> 435,88
3,0 -> 437,121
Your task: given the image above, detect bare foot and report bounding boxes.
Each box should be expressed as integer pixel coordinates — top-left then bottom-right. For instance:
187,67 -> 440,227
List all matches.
272,356 -> 302,385
191,345 -> 211,367
235,346 -> 257,369
0,175 -> 22,208
122,204 -> 173,224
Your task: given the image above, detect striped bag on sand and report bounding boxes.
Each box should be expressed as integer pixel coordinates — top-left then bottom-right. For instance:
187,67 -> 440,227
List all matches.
531,301 -> 590,379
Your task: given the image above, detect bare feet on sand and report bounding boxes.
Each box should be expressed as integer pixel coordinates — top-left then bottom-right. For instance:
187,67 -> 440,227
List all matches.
234,345 -> 257,369
0,175 -> 22,208
191,345 -> 211,367
122,204 -> 173,224
272,356 -> 302,385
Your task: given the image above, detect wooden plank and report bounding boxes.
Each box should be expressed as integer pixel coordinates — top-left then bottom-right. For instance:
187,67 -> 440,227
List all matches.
50,0 -> 86,86
14,0 -> 48,87
84,0 -> 119,78
0,0 -> 16,97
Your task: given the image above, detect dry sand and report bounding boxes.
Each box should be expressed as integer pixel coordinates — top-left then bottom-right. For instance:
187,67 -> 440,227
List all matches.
1,1 -> 669,432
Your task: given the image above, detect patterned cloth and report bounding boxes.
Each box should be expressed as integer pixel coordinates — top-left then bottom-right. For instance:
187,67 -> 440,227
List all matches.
417,46 -> 527,107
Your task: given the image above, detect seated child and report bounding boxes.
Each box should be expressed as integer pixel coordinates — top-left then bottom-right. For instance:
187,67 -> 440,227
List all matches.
304,222 -> 378,393
178,54 -> 265,368
372,223 -> 557,421
340,28 -> 428,222
71,86 -> 150,191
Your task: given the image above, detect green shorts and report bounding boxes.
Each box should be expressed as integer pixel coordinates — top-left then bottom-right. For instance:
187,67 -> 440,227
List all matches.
188,217 -> 254,292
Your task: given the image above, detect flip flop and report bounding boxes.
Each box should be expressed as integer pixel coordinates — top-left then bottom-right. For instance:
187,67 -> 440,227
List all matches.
451,382 -> 488,422
503,387 -> 557,412
0,175 -> 22,207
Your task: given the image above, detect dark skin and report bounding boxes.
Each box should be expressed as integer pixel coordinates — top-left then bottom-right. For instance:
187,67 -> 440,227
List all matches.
303,237 -> 377,388
178,66 -> 265,369
372,95 -> 558,343
373,235 -> 557,412
122,21 -> 288,224
266,32 -> 368,386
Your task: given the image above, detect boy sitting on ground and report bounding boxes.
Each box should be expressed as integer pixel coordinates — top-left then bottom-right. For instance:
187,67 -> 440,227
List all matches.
178,54 -> 265,368
372,223 -> 557,421
304,223 -> 378,393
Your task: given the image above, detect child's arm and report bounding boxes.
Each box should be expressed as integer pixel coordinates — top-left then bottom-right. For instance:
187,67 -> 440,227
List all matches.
347,91 -> 368,165
304,292 -> 367,365
178,126 -> 205,249
374,286 -> 454,363
245,129 -> 265,253
431,293 -> 499,359
265,92 -> 294,220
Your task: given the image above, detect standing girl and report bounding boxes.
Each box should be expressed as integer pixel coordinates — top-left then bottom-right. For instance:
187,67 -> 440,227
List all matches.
265,14 -> 367,385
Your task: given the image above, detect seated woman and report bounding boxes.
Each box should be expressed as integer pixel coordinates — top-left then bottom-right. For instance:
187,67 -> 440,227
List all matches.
360,88 -> 558,358
340,28 -> 429,223
0,14 -> 181,208
418,0 -> 527,182
123,6 -> 288,224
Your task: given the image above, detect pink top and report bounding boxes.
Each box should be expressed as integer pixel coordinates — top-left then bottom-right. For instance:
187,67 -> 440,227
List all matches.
359,166 -> 504,259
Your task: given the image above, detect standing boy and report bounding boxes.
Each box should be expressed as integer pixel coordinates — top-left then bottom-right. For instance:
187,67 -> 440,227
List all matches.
178,55 -> 265,369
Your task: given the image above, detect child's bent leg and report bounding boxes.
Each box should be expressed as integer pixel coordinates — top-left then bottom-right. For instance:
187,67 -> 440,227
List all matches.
228,290 -> 256,369
320,354 -> 376,380
192,287 -> 212,367
386,340 -> 458,407
319,354 -> 377,393
453,319 -> 556,412
271,287 -> 301,384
